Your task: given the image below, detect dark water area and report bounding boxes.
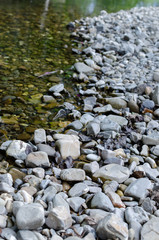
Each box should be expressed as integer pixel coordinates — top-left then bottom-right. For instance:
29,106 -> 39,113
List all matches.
0,0 -> 159,142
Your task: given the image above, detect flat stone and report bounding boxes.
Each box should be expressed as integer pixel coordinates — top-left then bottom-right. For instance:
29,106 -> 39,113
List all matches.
124,178 -> 152,200
125,206 -> 149,224
53,193 -> 70,212
151,145 -> 159,156
17,230 -> 46,240
9,168 -> 26,182
16,203 -> 45,230
54,134 -> 80,159
80,113 -> 94,125
42,186 -> 57,202
143,131 -> 159,145
91,192 -> 114,212
49,83 -> 64,93
141,216 -> 159,240
153,69 -> 159,81
107,115 -> 128,126
46,206 -> 72,230
100,118 -> 121,132
106,191 -> 125,208
67,197 -> 85,212
25,151 -> 50,168
74,62 -> 94,74
0,182 -> 14,193
87,121 -> 100,137
96,213 -> 128,240
93,164 -> 130,183
68,183 -> 89,197
0,173 -> 13,186
83,161 -> 99,174
34,129 -> 46,144
0,215 -> 7,228
43,95 -> 56,103
6,140 -> 32,160
60,169 -> 85,182
1,228 -> 17,240
67,120 -> 83,131
86,154 -> 101,162
105,97 -> 127,109
37,144 -> 55,156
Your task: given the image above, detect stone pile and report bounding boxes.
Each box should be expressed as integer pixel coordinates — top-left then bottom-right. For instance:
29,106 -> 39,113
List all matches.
1,6 -> 159,240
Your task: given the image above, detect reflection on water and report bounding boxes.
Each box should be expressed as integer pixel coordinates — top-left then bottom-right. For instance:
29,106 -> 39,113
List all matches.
0,0 -> 159,142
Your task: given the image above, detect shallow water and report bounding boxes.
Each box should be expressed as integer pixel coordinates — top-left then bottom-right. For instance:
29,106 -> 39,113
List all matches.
0,0 -> 159,142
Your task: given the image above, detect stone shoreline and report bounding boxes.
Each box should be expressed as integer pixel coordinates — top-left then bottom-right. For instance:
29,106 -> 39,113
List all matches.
1,7 -> 159,240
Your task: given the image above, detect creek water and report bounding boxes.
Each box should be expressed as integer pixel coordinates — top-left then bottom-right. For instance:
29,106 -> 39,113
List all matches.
0,0 -> 159,142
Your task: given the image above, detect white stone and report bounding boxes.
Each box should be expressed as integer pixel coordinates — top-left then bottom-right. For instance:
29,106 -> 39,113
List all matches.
34,129 -> 46,144
6,140 -> 32,160
25,151 -> 50,168
141,216 -> 159,240
60,169 -> 85,181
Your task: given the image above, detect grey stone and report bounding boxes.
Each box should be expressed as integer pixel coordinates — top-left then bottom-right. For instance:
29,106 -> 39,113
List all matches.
42,186 -> 57,202
80,114 -> 94,125
37,144 -> 55,156
93,164 -> 130,183
1,228 -> 17,240
32,168 -> 45,179
143,131 -> 159,145
96,213 -> 128,240
86,154 -> 101,162
107,115 -> 128,126
43,95 -> 56,103
0,140 -> 12,151
0,173 -> 13,186
130,132 -> 142,143
6,140 -> 32,160
152,85 -> 159,105
54,134 -> 80,159
49,83 -> 64,93
125,206 -> 149,224
67,120 -> 83,131
105,97 -> 127,109
100,118 -> 121,132
124,178 -> 152,200
141,216 -> 159,240
34,129 -> 46,144
25,151 -> 50,168
17,230 -> 46,240
0,182 -> 14,194
46,206 -> 72,230
140,99 -> 155,111
60,169 -> 85,181
129,221 -> 141,240
67,197 -> 85,212
74,62 -> 94,74
53,193 -> 70,212
16,203 -> 45,230
87,121 -> 100,137
91,192 -> 114,212
84,97 -> 97,111
151,145 -> 159,156
83,161 -> 99,174
0,215 -> 7,228
142,197 -> 155,214
153,69 -> 159,81
68,183 -> 89,197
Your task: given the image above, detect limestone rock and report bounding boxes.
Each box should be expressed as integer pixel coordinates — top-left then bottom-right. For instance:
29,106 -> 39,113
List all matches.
96,213 -> 128,240
6,140 -> 32,160
34,129 -> 46,144
25,151 -> 50,168
60,169 -> 85,181
74,62 -> 94,74
54,134 -> 80,159
93,164 -> 130,183
141,216 -> 159,240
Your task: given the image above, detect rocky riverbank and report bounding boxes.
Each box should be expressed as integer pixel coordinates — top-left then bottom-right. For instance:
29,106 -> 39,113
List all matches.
1,6 -> 159,240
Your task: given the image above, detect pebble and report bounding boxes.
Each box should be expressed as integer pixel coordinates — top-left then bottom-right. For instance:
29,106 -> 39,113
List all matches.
25,151 -> 50,168
60,169 -> 85,181
6,140 -> 32,160
68,183 -> 89,197
91,192 -> 114,212
34,129 -> 46,144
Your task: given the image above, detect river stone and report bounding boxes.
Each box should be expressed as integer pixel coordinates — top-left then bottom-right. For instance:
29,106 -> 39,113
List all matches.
142,131 -> 159,145
17,230 -> 46,240
54,134 -> 80,159
105,97 -> 127,109
16,203 -> 45,230
107,115 -> 128,126
67,120 -> 83,131
0,173 -> 13,186
74,62 -> 94,74
49,83 -> 64,93
153,69 -> 159,82
125,206 -> 149,224
86,154 -> 101,162
124,178 -> 152,200
151,145 -> 159,156
93,164 -> 130,183
53,193 -> 70,212
127,100 -> 139,113
83,96 -> 97,111
96,213 -> 128,240
68,183 -> 89,197
25,151 -> 50,168
34,129 -> 46,144
60,169 -> 85,181
0,140 -> 12,151
45,206 -> 72,230
86,121 -> 100,137
43,95 -> 56,103
152,85 -> 159,105
141,216 -> 159,240
83,161 -> 99,174
1,228 -> 17,240
67,197 -> 85,212
100,118 -> 121,132
6,140 -> 32,160
91,192 -> 114,212
0,215 -> 7,228
80,113 -> 94,125
0,182 -> 14,194
37,144 -> 55,156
